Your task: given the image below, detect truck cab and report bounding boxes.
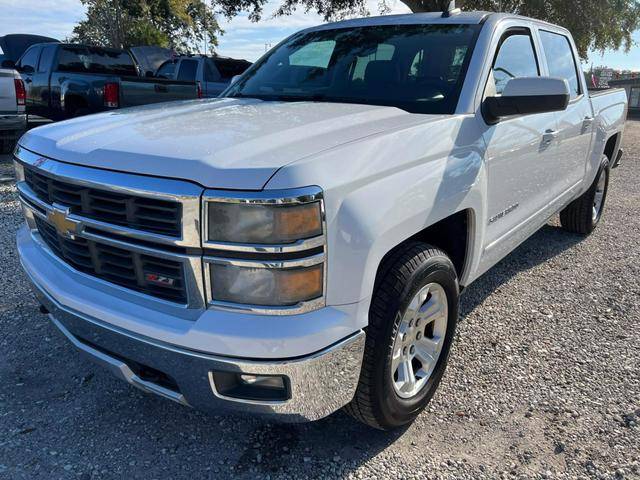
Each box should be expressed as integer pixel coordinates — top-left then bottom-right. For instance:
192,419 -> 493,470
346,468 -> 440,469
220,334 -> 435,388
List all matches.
156,55 -> 251,98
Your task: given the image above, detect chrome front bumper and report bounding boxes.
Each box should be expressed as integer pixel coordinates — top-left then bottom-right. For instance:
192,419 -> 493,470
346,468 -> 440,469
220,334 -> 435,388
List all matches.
30,278 -> 365,422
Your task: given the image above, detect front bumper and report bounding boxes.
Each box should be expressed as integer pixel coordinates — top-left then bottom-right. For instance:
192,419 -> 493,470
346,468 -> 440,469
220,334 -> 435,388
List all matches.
19,225 -> 366,422
31,279 -> 365,422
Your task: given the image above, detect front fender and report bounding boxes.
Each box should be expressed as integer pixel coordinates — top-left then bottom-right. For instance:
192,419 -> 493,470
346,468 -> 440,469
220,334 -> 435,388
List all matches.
266,114 -> 488,308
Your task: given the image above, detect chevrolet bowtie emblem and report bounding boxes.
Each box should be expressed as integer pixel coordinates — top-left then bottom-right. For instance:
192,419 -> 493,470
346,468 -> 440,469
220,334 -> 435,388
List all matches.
47,205 -> 81,239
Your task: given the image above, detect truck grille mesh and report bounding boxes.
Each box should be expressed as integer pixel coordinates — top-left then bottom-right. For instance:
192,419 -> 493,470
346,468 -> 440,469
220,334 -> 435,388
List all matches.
35,217 -> 188,303
24,167 -> 182,237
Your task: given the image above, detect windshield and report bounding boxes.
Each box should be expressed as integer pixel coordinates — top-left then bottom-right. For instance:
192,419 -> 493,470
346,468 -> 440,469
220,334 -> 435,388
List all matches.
223,24 -> 480,114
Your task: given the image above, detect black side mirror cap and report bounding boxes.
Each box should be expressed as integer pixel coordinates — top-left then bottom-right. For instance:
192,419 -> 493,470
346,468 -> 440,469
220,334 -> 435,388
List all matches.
483,93 -> 569,124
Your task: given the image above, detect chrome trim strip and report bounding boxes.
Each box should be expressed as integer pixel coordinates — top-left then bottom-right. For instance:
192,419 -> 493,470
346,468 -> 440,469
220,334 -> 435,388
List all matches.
203,253 -> 326,315
204,235 -> 325,254
20,197 -> 206,310
14,146 -> 203,248
204,253 -> 325,269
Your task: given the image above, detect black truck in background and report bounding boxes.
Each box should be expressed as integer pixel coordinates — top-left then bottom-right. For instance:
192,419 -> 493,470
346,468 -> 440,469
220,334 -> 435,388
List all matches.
14,43 -> 199,120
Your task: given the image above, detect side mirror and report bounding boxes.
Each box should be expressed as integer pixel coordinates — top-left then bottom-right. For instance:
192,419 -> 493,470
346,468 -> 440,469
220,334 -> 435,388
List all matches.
230,74 -> 242,85
483,77 -> 570,124
1,59 -> 15,69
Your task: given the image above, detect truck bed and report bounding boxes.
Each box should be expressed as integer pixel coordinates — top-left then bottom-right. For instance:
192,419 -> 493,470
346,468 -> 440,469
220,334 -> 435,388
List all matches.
590,88 -> 627,138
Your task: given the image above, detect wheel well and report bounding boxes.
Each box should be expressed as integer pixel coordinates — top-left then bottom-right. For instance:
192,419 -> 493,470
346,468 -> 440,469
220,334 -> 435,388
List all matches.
64,95 -> 88,115
603,133 -> 619,161
376,209 -> 471,284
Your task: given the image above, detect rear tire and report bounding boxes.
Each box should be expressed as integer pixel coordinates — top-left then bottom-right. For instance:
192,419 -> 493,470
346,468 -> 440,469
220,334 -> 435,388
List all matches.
344,242 -> 459,430
560,155 -> 610,234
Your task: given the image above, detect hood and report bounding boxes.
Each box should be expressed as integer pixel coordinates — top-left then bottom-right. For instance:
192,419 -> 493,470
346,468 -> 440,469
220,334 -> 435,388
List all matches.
19,98 -> 436,189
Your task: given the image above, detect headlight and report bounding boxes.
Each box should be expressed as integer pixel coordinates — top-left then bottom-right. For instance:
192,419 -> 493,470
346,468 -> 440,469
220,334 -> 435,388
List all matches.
203,188 -> 324,247
207,201 -> 322,244
202,187 -> 326,314
208,257 -> 324,307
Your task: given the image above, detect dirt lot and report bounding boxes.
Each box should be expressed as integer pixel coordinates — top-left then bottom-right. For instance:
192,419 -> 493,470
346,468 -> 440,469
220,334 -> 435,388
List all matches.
0,122 -> 638,480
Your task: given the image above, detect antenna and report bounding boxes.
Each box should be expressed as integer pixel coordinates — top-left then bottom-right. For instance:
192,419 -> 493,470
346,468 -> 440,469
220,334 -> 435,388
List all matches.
442,0 -> 462,17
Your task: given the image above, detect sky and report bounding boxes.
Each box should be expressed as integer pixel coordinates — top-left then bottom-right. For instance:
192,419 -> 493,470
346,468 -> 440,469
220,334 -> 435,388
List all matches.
0,0 -> 639,70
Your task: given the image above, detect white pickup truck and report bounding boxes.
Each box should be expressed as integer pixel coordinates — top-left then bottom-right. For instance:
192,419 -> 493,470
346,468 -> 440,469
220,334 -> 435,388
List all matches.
0,66 -> 26,153
15,11 -> 626,430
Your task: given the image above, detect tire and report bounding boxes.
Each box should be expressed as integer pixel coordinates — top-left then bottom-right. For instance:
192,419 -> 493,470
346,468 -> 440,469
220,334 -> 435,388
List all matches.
344,242 -> 459,430
560,155 -> 610,234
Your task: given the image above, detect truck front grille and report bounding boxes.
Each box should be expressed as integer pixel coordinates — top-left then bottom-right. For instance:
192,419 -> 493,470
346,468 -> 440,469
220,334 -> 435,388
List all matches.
35,217 -> 187,303
25,167 -> 182,237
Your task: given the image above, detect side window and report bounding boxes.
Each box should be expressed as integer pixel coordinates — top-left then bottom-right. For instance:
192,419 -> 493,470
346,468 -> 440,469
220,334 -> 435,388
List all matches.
204,59 -> 221,82
539,30 -> 581,99
17,46 -> 40,73
289,40 -> 336,68
492,32 -> 539,95
156,60 -> 176,79
214,59 -> 251,81
37,45 -> 56,73
57,47 -> 88,73
177,59 -> 198,81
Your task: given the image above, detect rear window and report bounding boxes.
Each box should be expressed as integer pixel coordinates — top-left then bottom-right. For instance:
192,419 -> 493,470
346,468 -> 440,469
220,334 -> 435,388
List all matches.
156,60 -> 176,79
57,46 -> 137,76
214,58 -> 251,81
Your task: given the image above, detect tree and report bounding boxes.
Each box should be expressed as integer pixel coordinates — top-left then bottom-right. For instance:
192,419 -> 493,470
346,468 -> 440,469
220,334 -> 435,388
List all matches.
71,0 -> 221,51
215,0 -> 640,60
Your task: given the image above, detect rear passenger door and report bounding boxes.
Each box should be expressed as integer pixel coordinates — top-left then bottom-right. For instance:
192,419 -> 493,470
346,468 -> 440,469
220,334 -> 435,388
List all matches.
30,44 -> 56,116
537,29 -> 593,189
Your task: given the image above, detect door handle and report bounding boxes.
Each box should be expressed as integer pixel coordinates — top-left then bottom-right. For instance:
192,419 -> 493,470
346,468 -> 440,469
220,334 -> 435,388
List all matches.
582,116 -> 594,133
542,129 -> 558,145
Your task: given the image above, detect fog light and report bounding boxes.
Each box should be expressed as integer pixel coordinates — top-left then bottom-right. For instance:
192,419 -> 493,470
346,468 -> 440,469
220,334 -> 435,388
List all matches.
240,374 -> 285,390
210,371 -> 290,402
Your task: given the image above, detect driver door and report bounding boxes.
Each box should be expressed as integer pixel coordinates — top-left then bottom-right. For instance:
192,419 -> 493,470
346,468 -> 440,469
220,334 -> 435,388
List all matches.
481,28 -> 561,269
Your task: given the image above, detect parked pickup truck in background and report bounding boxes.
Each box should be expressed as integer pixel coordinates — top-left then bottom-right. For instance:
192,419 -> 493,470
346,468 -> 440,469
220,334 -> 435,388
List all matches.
14,43 -> 199,119
155,54 -> 251,98
1,34 -> 58,152
0,66 -> 26,153
15,11 -> 626,430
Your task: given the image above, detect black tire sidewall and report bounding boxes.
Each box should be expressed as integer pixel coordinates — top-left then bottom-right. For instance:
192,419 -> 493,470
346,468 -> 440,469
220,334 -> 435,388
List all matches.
374,254 -> 459,428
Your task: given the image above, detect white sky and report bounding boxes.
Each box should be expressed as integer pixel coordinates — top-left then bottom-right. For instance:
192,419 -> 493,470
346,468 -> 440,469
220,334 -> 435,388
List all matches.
0,0 -> 638,69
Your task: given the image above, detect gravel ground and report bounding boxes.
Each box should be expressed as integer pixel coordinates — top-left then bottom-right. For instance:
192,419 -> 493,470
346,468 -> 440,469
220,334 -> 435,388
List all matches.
1,122 -> 639,480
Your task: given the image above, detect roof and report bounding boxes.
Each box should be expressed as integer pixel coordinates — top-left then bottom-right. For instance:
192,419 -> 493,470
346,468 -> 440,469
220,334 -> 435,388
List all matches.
309,11 -> 492,32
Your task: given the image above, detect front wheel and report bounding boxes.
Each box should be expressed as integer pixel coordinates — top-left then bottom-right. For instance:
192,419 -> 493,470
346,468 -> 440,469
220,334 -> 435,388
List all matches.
344,242 -> 459,430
